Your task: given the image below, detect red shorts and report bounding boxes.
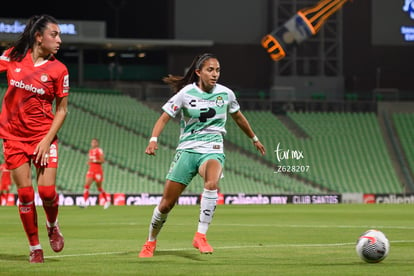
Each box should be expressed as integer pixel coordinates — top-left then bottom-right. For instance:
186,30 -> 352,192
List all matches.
86,169 -> 104,183
2,139 -> 59,170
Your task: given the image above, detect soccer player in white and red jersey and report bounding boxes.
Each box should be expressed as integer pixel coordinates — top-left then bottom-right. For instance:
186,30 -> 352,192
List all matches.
82,138 -> 110,209
0,162 -> 12,205
0,14 -> 69,263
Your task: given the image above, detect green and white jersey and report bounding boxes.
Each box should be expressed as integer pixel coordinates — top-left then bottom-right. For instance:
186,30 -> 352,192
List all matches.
162,83 -> 240,154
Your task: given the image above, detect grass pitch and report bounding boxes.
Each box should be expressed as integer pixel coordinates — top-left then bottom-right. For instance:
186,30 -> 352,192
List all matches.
0,204 -> 413,275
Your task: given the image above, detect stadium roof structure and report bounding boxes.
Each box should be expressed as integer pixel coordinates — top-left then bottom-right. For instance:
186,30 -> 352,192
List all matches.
0,17 -> 214,50
0,18 -> 214,85
64,38 -> 213,85
62,37 -> 214,50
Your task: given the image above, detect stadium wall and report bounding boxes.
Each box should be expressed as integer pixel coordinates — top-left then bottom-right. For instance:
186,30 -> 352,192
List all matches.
2,193 -> 414,206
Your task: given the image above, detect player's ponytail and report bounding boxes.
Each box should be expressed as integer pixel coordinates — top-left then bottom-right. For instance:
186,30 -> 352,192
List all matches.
163,53 -> 217,93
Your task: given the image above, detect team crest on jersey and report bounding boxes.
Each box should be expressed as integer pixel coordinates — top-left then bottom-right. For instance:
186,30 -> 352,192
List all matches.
40,74 -> 48,82
15,68 -> 21,73
215,96 -> 224,107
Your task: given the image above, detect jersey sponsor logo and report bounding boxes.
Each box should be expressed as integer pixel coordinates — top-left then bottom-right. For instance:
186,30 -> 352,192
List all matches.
170,103 -> 179,111
189,99 -> 196,107
9,79 -> 45,95
199,107 -> 216,122
189,98 -> 219,108
63,75 -> 69,93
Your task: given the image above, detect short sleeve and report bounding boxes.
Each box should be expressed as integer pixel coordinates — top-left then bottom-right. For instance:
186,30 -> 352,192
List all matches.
162,92 -> 183,118
228,90 -> 240,114
0,49 -> 11,73
55,65 -> 70,97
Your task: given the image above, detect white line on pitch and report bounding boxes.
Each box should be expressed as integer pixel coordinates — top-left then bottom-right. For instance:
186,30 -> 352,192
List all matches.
44,240 -> 414,259
67,222 -> 414,231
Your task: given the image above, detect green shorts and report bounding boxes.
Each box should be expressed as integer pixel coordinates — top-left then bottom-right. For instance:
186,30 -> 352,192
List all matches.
166,150 -> 225,186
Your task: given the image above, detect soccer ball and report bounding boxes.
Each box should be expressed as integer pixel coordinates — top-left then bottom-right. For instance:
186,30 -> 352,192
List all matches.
356,229 -> 390,263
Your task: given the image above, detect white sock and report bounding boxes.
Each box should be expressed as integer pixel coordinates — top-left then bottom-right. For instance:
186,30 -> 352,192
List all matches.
197,189 -> 218,234
29,244 -> 42,251
148,206 -> 168,242
46,220 -> 57,228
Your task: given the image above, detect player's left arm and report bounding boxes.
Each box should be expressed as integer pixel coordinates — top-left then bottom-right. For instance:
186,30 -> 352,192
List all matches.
98,151 -> 105,164
230,110 -> 265,155
34,96 -> 68,164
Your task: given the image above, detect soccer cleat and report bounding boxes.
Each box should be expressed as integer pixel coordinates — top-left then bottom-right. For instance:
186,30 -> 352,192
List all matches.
29,249 -> 44,263
47,224 -> 64,252
138,240 -> 156,258
192,232 -> 213,254
103,201 -> 111,209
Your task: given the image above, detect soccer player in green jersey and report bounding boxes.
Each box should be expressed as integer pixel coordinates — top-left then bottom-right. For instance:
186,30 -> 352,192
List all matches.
138,53 -> 265,258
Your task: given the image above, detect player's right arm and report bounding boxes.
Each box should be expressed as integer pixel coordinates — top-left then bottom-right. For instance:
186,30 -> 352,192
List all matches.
0,49 -> 11,73
145,112 -> 171,156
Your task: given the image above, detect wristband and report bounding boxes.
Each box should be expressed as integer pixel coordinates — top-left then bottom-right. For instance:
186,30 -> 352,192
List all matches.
149,137 -> 158,143
252,135 -> 259,142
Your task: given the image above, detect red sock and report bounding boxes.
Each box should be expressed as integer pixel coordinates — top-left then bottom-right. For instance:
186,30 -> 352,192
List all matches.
18,187 -> 39,246
38,186 -> 59,224
98,187 -> 108,202
0,193 -> 5,205
83,186 -> 90,201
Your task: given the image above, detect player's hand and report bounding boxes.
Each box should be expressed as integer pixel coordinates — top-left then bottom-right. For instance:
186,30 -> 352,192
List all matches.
33,139 -> 51,166
253,141 -> 266,156
145,141 -> 158,156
